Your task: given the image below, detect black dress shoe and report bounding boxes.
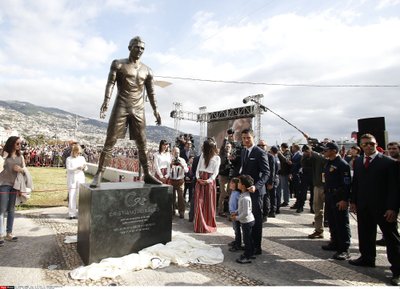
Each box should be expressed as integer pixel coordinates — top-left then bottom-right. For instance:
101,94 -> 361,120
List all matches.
254,249 -> 262,255
348,257 -> 375,267
236,255 -> 251,264
268,212 -> 276,218
275,209 -> 280,214
290,204 -> 298,209
229,246 -> 241,252
332,251 -> 350,260
390,275 -> 400,286
280,202 -> 289,207
296,207 -> 303,213
321,243 -> 337,251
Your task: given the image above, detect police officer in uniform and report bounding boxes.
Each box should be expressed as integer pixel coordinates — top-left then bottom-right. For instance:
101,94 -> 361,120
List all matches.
321,142 -> 352,260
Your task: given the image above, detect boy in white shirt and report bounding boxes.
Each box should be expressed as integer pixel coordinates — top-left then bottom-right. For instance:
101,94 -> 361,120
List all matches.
233,174 -> 255,264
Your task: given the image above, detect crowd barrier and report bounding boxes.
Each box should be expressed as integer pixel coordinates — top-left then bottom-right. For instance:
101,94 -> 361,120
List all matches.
86,163 -> 140,183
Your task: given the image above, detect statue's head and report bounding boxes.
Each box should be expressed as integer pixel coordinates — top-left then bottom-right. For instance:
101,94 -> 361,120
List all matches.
128,36 -> 145,51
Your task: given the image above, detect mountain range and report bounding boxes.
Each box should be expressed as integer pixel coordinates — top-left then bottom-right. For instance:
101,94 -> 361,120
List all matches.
0,100 -> 194,147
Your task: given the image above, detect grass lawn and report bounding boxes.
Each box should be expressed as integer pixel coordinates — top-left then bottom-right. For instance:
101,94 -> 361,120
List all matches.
17,167 -> 94,210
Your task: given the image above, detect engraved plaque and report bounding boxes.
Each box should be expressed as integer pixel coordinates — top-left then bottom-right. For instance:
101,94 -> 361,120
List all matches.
77,182 -> 172,265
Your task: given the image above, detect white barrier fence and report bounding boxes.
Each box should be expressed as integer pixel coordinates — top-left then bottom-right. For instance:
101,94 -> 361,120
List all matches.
86,163 -> 139,183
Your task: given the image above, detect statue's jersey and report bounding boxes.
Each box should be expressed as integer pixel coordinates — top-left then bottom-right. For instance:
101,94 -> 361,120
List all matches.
106,58 -> 156,140
111,58 -> 155,111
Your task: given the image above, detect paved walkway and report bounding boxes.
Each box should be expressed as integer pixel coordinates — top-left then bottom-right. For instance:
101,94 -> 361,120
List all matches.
0,199 -> 393,287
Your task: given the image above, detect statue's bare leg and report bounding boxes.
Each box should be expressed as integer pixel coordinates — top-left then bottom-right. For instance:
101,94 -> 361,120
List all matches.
90,136 -> 115,188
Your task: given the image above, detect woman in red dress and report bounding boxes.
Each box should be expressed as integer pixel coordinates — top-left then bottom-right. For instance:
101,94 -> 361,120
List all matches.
194,138 -> 221,233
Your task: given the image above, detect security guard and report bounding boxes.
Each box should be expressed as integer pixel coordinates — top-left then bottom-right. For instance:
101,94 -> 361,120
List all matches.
321,142 -> 352,260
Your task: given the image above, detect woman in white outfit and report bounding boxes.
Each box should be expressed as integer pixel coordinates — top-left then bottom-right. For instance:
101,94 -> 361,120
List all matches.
153,139 -> 171,184
66,144 -> 87,219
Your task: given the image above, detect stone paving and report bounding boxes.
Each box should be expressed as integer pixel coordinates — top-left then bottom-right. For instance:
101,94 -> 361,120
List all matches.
0,199 -> 394,286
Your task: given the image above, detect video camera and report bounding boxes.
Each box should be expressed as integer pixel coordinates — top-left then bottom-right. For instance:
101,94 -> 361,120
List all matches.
307,137 -> 325,153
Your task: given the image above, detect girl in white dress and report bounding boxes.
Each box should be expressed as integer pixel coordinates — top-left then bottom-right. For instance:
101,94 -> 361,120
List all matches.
66,144 -> 87,219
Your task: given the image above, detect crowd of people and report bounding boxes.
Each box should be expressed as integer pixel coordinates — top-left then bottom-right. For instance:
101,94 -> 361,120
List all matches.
0,141 -> 149,171
152,128 -> 399,285
0,129 -> 398,285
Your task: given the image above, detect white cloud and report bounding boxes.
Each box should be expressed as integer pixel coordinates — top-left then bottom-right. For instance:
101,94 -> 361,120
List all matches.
376,0 -> 400,9
0,0 -> 116,71
105,0 -> 155,14
152,8 -> 400,143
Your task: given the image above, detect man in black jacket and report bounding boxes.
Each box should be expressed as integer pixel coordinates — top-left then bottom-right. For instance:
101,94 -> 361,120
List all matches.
349,134 -> 400,286
240,129 -> 270,255
321,142 -> 352,261
277,143 -> 292,208
257,140 -> 277,220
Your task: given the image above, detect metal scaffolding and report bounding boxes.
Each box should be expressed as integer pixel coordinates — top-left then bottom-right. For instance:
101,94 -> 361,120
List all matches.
170,96 -> 263,142
170,103 -> 208,142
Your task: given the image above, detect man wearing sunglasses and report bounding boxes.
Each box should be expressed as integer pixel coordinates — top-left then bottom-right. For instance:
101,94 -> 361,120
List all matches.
349,134 -> 400,286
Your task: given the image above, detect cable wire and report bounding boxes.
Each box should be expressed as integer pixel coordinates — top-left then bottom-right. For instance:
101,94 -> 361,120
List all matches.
155,75 -> 399,88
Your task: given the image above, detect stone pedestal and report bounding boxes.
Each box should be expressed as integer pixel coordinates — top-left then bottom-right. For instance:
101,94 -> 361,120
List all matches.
77,182 -> 172,265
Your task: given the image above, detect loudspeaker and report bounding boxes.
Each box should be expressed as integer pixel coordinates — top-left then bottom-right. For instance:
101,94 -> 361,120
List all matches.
357,117 -> 387,149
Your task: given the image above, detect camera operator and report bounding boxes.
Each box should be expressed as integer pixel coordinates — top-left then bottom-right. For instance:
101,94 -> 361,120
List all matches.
303,133 -> 331,153
169,147 -> 188,219
302,133 -> 329,239
223,128 -> 243,178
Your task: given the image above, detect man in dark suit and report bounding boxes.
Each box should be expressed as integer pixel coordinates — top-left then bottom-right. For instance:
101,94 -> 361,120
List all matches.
180,140 -> 196,162
257,140 -> 277,220
349,133 -> 400,286
289,144 -> 302,211
240,129 -> 270,255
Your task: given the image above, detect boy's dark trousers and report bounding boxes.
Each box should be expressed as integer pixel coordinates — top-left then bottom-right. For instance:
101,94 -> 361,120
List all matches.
232,220 -> 242,247
241,220 -> 255,258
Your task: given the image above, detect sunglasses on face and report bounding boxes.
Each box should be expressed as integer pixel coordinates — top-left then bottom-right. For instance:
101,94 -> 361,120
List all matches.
361,142 -> 376,147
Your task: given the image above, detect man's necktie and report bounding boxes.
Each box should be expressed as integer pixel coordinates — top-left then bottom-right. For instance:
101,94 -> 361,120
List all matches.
245,149 -> 250,162
364,156 -> 371,169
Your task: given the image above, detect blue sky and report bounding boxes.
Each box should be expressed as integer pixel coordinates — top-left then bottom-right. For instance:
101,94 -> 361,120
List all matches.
0,0 -> 399,145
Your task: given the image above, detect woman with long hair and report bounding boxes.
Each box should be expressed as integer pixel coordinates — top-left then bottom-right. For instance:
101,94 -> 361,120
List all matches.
0,136 -> 25,246
194,138 -> 221,233
66,144 -> 87,219
153,139 -> 171,184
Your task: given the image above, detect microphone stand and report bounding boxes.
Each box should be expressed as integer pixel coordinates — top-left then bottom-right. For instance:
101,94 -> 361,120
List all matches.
250,99 -> 307,136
